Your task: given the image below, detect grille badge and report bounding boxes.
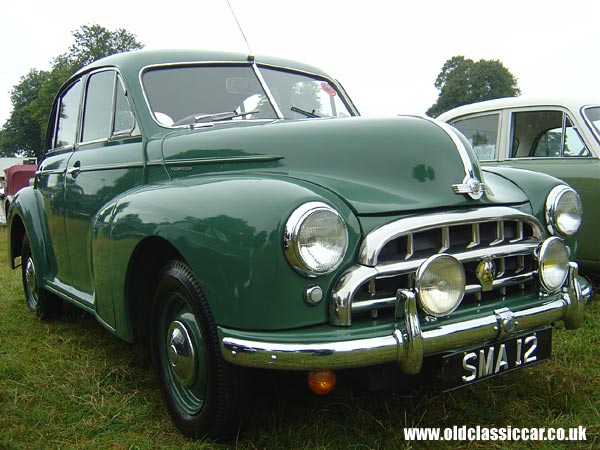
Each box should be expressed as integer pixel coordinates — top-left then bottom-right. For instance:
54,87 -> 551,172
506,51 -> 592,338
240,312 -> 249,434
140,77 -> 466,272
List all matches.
476,257 -> 496,292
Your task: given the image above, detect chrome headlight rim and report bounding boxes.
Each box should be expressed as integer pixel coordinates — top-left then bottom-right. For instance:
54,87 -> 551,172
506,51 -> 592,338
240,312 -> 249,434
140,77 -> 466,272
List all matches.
283,201 -> 348,277
538,236 -> 570,293
415,253 -> 466,317
545,185 -> 582,238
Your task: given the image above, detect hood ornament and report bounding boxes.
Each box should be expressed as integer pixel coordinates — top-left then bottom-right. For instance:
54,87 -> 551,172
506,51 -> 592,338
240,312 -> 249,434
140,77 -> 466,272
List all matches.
452,175 -> 485,200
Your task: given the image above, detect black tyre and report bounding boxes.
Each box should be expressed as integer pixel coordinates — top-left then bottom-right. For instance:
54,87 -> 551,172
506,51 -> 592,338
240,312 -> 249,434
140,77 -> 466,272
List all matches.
21,235 -> 62,319
151,260 -> 244,439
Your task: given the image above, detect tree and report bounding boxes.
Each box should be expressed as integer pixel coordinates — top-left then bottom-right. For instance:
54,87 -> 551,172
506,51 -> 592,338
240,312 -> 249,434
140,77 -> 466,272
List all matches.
0,69 -> 49,156
426,56 -> 520,118
0,24 -> 143,159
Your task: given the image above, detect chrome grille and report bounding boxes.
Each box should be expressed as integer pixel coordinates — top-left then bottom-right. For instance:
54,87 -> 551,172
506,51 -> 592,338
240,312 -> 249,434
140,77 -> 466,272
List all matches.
330,207 -> 544,326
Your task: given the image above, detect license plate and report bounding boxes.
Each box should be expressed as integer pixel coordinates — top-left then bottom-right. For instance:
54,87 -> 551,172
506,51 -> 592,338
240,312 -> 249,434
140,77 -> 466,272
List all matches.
442,328 -> 552,390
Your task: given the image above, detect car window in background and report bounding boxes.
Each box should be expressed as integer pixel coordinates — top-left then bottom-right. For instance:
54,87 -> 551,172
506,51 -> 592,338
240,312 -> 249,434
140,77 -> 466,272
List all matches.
54,81 -> 82,149
511,110 -> 590,158
450,114 -> 499,160
584,106 -> 600,138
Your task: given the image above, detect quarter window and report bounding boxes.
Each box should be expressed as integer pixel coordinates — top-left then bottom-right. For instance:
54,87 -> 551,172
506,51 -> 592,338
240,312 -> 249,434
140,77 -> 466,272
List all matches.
451,114 -> 499,160
54,81 -> 82,148
114,78 -> 135,134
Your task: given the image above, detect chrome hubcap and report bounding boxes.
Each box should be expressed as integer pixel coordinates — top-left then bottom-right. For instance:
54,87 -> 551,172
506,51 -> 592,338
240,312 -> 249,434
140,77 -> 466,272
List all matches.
25,257 -> 39,308
167,320 -> 197,387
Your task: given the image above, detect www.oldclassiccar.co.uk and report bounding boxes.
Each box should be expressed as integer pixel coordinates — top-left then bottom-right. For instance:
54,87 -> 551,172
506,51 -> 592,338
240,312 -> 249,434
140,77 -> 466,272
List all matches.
403,425 -> 587,442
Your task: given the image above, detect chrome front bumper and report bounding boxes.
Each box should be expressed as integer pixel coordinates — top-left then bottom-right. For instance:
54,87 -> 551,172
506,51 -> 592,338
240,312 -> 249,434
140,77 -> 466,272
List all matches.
221,263 -> 589,373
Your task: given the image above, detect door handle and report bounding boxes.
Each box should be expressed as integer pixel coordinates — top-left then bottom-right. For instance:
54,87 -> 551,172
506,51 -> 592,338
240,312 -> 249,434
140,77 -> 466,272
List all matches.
67,162 -> 81,177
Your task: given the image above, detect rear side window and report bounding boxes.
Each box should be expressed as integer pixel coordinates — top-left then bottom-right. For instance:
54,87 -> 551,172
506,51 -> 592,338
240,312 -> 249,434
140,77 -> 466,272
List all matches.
511,110 -> 589,158
82,71 -> 116,143
451,114 -> 499,160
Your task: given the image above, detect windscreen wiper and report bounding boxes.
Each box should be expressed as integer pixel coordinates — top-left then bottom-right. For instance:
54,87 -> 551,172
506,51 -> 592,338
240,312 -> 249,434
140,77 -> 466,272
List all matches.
193,109 -> 260,124
290,106 -> 323,118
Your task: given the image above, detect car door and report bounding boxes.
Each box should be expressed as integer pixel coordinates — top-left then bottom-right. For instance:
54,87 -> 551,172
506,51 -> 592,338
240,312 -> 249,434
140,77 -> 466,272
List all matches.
501,107 -> 600,264
62,69 -> 144,325
37,79 -> 83,289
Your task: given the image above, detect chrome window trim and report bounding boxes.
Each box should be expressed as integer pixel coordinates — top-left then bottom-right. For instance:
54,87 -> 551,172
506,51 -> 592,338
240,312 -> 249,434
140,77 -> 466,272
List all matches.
581,105 -> 600,147
251,62 -> 283,119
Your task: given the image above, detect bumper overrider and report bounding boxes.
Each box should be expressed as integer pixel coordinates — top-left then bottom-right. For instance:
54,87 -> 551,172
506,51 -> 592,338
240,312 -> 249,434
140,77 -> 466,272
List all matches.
220,263 -> 588,372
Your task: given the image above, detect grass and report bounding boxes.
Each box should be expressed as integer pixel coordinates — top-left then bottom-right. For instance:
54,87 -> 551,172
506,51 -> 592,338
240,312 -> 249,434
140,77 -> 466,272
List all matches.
0,225 -> 598,449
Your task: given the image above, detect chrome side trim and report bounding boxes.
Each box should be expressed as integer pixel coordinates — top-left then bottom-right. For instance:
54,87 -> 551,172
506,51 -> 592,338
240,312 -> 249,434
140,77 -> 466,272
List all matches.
358,207 -> 543,267
221,263 -> 584,371
155,155 -> 284,167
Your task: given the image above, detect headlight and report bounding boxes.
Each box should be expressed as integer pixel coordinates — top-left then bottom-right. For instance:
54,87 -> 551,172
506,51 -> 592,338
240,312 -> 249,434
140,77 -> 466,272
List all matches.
284,202 -> 348,277
538,237 -> 570,292
545,185 -> 582,238
415,254 -> 465,317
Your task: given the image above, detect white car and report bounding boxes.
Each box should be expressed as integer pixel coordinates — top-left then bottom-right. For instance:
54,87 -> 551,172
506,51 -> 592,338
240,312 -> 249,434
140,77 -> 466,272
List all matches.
438,97 -> 600,273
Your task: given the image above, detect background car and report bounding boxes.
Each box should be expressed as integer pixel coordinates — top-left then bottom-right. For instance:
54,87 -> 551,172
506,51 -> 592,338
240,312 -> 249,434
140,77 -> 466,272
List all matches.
3,163 -> 37,216
439,97 -> 600,273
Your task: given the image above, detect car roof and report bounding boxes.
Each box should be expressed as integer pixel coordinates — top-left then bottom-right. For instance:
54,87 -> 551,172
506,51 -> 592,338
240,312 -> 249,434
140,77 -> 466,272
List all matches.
74,48 -> 335,80
437,96 -> 600,121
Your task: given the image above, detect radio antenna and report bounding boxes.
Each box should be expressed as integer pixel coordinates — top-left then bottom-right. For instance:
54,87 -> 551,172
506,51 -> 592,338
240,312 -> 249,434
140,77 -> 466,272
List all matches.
226,0 -> 253,55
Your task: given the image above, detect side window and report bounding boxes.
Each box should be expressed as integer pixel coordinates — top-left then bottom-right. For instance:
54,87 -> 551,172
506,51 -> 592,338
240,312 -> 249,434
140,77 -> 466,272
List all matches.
82,71 -> 116,142
114,76 -> 135,134
511,110 -> 590,158
54,81 -> 83,148
451,114 -> 499,160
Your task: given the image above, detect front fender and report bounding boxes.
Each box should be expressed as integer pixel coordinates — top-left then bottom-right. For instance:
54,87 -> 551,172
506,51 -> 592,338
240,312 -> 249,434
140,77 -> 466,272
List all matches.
7,187 -> 55,278
101,175 -> 361,335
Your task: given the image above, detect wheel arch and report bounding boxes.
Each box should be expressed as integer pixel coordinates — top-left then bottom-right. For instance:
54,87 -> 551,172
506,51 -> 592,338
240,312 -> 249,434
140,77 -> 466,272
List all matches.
120,236 -> 184,343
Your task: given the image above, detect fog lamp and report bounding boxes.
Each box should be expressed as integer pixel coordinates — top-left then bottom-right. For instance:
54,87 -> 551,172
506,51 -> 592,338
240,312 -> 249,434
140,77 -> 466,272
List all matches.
545,185 -> 582,238
538,237 -> 570,292
416,254 -> 465,317
308,370 -> 336,395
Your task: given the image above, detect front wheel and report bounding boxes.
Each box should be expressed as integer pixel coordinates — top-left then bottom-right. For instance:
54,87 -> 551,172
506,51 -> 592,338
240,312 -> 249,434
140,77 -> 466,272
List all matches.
21,235 -> 62,319
151,260 -> 244,439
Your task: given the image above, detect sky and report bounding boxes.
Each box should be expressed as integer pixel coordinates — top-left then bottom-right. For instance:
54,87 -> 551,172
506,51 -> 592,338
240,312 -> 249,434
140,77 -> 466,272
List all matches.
1,0 -> 599,126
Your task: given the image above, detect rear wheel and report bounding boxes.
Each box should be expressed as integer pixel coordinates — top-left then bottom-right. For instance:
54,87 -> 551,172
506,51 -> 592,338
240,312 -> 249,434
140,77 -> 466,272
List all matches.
21,235 -> 62,319
151,260 -> 244,439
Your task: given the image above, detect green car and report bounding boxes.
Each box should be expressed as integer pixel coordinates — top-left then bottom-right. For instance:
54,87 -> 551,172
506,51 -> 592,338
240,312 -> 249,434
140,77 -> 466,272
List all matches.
438,97 -> 600,273
6,50 -> 591,439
